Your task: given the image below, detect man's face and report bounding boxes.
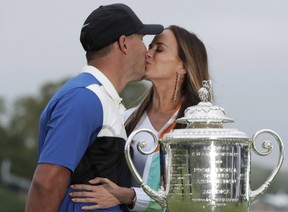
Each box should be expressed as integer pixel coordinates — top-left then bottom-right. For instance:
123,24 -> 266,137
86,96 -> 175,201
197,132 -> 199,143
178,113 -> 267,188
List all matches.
126,34 -> 147,81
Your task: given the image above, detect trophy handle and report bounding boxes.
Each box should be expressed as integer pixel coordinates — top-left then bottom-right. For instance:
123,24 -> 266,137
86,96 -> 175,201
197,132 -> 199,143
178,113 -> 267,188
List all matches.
124,128 -> 167,211
250,129 -> 285,202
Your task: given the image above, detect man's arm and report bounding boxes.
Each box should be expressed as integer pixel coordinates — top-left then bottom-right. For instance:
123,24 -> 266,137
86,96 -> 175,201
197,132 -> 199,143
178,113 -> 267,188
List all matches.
25,163 -> 71,212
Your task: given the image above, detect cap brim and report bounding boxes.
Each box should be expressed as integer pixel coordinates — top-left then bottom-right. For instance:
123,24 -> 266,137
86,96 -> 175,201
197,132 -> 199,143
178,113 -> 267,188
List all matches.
138,24 -> 164,35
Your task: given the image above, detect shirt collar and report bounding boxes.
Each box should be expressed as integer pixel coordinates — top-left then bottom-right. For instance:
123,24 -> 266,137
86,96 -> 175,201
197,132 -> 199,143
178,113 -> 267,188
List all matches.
81,65 -> 126,114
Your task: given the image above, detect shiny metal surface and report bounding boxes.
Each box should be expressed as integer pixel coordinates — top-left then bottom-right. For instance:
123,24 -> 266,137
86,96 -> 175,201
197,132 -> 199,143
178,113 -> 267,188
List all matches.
125,80 -> 285,212
165,139 -> 249,212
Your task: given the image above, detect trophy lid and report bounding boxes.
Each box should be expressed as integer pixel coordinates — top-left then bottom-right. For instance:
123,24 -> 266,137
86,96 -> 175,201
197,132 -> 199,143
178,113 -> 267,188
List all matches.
177,80 -> 233,128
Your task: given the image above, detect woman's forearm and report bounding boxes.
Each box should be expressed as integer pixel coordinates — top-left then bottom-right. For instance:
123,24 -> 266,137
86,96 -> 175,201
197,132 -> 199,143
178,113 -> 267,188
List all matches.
70,177 -> 136,209
110,187 -> 136,205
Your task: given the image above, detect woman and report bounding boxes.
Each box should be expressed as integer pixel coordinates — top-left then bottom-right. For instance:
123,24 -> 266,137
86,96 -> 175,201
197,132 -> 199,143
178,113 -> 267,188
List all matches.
69,25 -> 211,211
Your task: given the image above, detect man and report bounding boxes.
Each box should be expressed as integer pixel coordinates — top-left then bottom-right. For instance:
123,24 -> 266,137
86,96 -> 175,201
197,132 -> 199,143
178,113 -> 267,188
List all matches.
25,3 -> 163,211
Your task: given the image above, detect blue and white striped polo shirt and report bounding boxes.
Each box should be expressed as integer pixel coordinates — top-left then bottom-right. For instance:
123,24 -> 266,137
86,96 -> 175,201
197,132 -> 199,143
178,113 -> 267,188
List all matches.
38,65 -> 129,211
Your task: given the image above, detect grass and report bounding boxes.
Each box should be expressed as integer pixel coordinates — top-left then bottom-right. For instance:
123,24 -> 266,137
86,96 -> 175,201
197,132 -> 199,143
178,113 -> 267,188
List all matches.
0,186 -> 26,212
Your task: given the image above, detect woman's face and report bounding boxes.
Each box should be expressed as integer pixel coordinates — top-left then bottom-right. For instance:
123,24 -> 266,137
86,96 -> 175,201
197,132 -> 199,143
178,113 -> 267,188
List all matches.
145,29 -> 184,83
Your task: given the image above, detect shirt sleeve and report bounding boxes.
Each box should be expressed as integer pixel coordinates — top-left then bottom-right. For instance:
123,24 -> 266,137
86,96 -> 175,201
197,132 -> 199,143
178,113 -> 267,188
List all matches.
130,187 -> 151,211
38,88 -> 103,172
130,187 -> 162,211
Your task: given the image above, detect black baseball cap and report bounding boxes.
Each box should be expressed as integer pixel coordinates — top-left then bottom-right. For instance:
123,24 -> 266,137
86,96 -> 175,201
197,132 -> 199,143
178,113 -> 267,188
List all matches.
80,3 -> 164,51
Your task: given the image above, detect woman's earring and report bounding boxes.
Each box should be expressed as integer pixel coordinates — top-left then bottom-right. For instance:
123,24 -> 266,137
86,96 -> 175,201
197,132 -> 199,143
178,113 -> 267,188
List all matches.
172,72 -> 180,101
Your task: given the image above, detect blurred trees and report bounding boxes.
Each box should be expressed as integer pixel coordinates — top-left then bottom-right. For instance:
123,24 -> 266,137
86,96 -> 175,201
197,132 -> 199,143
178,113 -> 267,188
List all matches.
0,79 -> 68,181
120,81 -> 150,108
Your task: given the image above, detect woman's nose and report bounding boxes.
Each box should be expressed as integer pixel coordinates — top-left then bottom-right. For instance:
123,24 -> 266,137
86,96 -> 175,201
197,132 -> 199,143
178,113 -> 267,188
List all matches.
146,50 -> 152,58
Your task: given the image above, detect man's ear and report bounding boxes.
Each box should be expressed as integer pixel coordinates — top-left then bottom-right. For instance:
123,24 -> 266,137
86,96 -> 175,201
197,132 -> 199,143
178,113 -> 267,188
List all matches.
117,35 -> 128,54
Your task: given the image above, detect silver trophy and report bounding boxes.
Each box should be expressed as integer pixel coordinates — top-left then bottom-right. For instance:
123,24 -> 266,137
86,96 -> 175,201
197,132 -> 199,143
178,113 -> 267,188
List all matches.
125,80 -> 284,212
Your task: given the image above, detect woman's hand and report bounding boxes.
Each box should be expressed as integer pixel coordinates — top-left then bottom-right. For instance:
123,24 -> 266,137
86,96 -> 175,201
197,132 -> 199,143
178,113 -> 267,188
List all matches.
69,177 -> 121,210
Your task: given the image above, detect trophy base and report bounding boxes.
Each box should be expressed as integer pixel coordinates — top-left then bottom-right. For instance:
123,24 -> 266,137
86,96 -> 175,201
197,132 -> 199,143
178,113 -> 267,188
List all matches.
167,198 -> 249,212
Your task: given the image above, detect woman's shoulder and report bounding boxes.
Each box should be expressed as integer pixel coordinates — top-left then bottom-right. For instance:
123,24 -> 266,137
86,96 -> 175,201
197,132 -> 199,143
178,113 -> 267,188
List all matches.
123,106 -> 138,121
